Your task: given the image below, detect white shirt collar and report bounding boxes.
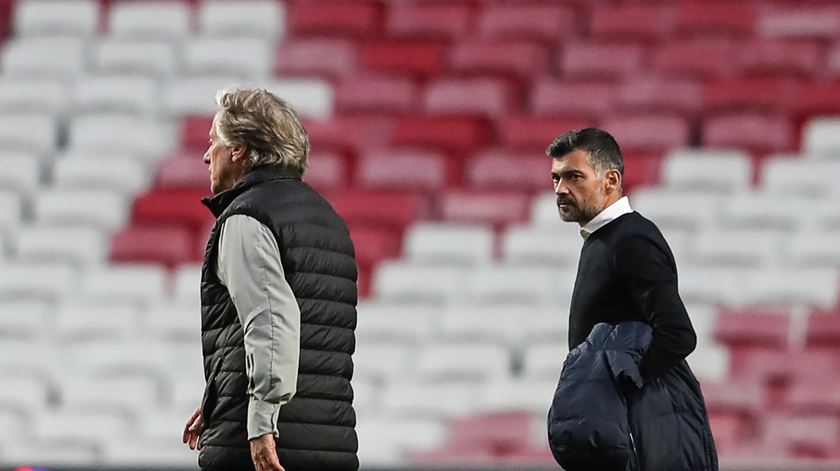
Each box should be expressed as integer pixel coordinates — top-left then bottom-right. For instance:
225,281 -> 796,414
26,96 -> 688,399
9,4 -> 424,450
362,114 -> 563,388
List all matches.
579,196 -> 633,240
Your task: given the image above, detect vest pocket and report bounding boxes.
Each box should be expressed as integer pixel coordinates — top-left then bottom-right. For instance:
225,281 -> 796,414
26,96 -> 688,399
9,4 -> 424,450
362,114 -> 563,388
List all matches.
200,358 -> 223,426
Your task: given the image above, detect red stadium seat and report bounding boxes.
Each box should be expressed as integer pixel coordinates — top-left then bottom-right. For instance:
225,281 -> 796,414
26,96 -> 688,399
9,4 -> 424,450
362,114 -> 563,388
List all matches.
355,149 -> 449,191
156,157 -> 207,190
449,40 -> 549,81
701,380 -> 767,416
424,78 -> 516,118
392,116 -> 492,152
335,74 -> 419,114
652,39 -> 735,79
530,80 -> 617,119
386,2 -> 473,39
737,40 -> 821,78
467,150 -> 550,193
439,191 -> 530,226
786,378 -> 840,414
615,77 -> 702,115
348,224 -> 402,270
714,310 -> 789,348
361,41 -> 445,76
478,4 -> 576,42
622,152 -> 663,191
303,115 -> 395,154
181,115 -> 213,151
275,39 -> 357,79
793,84 -> 840,116
288,1 -> 382,37
805,312 -> 840,348
703,78 -> 798,112
110,225 -> 196,267
303,151 -> 348,193
449,412 -> 532,453
590,4 -> 676,41
132,189 -> 213,234
411,445 -> 497,466
330,191 -> 430,230
703,113 -> 794,153
733,350 -> 836,387
676,1 -> 755,37
500,116 -> 593,151
708,413 -> 745,455
761,414 -> 840,459
757,6 -> 840,40
601,114 -> 689,153
561,43 -> 645,79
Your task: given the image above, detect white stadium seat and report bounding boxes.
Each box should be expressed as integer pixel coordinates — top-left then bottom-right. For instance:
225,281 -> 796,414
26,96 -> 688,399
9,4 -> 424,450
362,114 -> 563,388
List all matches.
1,37 -> 86,78
440,306 -> 567,347
163,75 -> 248,116
381,380 -> 479,418
14,224 -> 106,266
199,0 -> 285,38
93,38 -> 179,77
476,378 -> 557,415
183,37 -> 273,79
0,191 -> 23,236
109,1 -> 192,39
0,113 -> 57,155
0,300 -> 50,339
0,152 -> 40,196
787,232 -> 840,268
679,267 -> 751,307
353,343 -> 414,383
463,265 -> 573,306
718,193 -> 809,231
172,263 -> 201,304
68,114 -> 175,159
72,75 -> 160,116
146,301 -> 201,340
688,342 -> 730,383
0,375 -> 51,414
265,79 -> 335,120
521,342 -> 569,380
530,192 -> 564,227
631,189 -> 721,231
414,341 -> 510,381
356,415 -> 446,465
0,260 -> 77,302
52,156 -> 150,196
34,188 -> 128,230
105,438 -> 197,466
688,230 -> 781,268
36,408 -> 133,444
355,303 -> 437,345
373,262 -> 467,304
14,0 -> 99,37
0,77 -> 69,114
746,269 -> 839,309
803,117 -> 840,158
0,408 -> 29,442
75,264 -> 168,306
59,340 -> 169,379
761,156 -> 840,195
662,149 -> 752,193
1,438 -> 98,464
501,225 -> 582,268
404,223 -> 494,266
60,375 -> 161,415
54,301 -> 140,341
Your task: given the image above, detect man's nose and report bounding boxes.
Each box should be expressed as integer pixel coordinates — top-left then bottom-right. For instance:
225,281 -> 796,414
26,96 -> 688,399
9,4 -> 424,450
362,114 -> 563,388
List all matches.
555,181 -> 569,196
203,151 -> 210,164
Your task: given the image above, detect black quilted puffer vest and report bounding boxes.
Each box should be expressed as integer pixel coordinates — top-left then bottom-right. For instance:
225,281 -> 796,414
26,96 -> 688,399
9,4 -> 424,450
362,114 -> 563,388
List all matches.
197,165 -> 359,471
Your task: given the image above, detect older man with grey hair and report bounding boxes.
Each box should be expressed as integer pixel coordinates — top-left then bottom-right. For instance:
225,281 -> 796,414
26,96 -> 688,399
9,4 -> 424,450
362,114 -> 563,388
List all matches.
181,88 -> 359,471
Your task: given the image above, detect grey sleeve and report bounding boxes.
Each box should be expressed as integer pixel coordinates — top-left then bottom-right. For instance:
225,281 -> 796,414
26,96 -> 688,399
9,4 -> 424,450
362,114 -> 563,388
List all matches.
216,214 -> 301,440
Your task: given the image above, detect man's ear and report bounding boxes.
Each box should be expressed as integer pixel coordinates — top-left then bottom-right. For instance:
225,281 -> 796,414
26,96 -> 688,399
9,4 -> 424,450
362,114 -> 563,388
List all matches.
606,168 -> 622,194
231,144 -> 247,162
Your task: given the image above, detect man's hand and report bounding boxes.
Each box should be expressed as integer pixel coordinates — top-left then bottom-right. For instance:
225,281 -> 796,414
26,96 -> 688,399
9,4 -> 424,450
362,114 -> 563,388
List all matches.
250,433 -> 285,471
182,407 -> 203,450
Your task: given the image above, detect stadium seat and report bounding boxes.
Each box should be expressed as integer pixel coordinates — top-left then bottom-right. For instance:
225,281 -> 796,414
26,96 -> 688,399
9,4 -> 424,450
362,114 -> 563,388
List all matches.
74,264 -> 168,307
0,260 -> 77,302
60,375 -> 161,415
0,77 -> 69,114
462,265 -> 572,306
449,41 -> 549,81
348,225 -> 401,274
14,0 -> 99,37
528,192 -> 566,228
688,343 -> 730,383
704,113 -> 794,153
679,268 -> 751,306
15,225 -> 105,267
163,75 -> 251,117
1,37 -> 86,78
761,414 -> 840,458
110,225 -> 195,267
467,150 -> 550,193
37,408 -> 133,446
521,343 -> 569,380
372,262 -> 466,304
361,41 -> 445,77
590,4 -> 675,40
0,375 -> 50,414
403,223 -> 494,266
703,78 -> 797,112
448,412 -> 533,453
529,79 -> 617,119
146,301 -> 201,340
303,151 -> 347,192
53,156 -> 149,196
336,74 -> 418,114
787,232 -> 840,269
353,343 -> 414,383
714,311 -> 790,349
0,113 -> 57,156
601,114 -> 690,153
500,226 -> 581,268
171,263 -> 200,304
288,0 -> 381,37
305,115 -> 394,154
198,0 -> 284,38
392,116 -> 491,152
786,378 -> 840,414
108,1 -> 192,39
414,342 -> 510,382
0,300 -> 50,340
106,438 -> 197,466
69,114 -> 174,159
616,77 -> 702,115
794,85 -> 840,118
737,40 -> 821,78
2,439 -> 98,464
386,2 -> 472,39
355,303 -> 437,345
59,340 -> 170,380
652,39 -> 734,79
757,6 -> 840,39
718,193 -> 808,231
35,188 -> 127,230
155,157 -> 206,191
500,116 -> 592,151
0,190 -> 22,238
746,269 -> 839,309
689,230 -> 780,268
675,1 -> 755,37
92,38 -> 178,77
734,349 -> 837,386
131,189 -> 212,234
439,191 -> 531,227
661,149 -> 752,192
805,312 -> 840,348
275,38 -> 357,79
182,37 -> 273,79
381,380 -> 479,418
631,189 -> 721,231
761,157 -> 840,195
560,43 -> 645,79
708,413 -> 745,455
356,415 -> 446,464
475,378 -> 557,415
74,75 -> 158,116
439,307 -> 567,347
0,152 -> 39,196
54,301 -> 140,342
356,149 -> 448,191
330,191 -> 428,230
802,117 -> 840,157
478,4 -> 575,42
702,379 -> 766,417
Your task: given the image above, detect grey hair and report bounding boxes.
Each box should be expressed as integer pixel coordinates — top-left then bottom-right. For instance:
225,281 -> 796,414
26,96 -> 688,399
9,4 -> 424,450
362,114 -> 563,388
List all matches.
214,87 -> 309,174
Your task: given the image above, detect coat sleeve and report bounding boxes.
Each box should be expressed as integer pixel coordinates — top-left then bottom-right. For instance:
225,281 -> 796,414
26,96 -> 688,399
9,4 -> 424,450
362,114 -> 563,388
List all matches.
612,233 -> 697,381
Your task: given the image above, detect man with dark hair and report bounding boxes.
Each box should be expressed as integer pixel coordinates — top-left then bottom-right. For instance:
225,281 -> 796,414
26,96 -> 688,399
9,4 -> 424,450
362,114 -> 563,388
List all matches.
547,128 -> 717,470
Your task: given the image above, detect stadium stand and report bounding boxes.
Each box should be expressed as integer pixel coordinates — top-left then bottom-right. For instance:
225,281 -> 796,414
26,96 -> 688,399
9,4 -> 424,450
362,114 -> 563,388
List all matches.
0,0 -> 838,469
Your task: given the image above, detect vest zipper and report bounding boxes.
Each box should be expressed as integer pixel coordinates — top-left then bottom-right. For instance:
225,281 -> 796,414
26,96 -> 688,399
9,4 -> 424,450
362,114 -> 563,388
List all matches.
629,431 -> 640,471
